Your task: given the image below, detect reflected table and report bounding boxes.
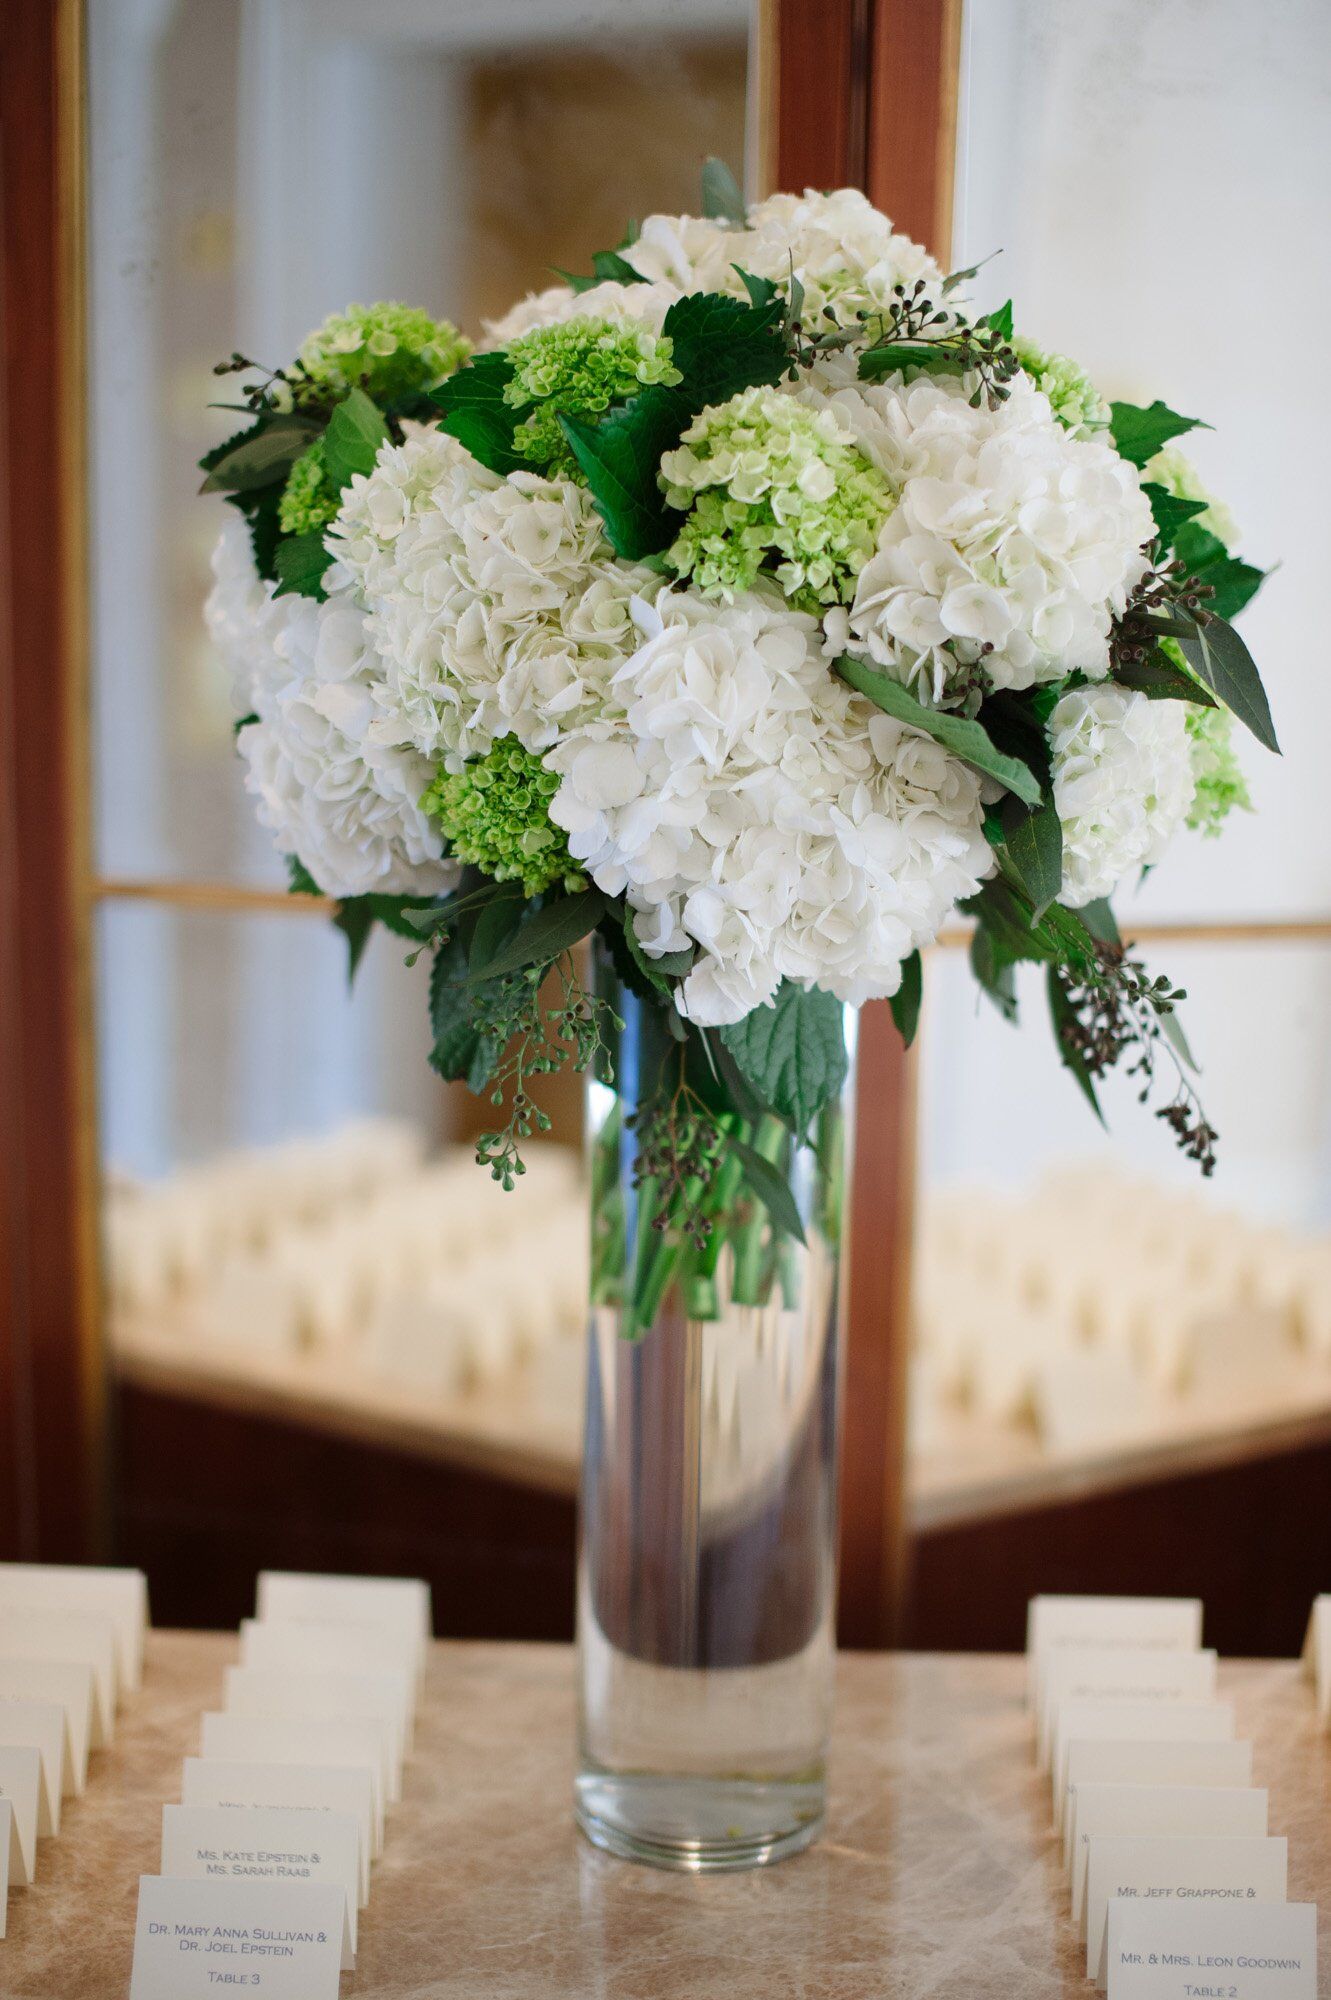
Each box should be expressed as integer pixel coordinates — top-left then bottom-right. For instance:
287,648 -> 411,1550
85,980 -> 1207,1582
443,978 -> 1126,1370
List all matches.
4,1635 -> 1328,1998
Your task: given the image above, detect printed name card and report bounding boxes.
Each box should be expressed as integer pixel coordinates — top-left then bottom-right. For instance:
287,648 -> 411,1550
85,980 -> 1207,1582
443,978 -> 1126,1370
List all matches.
129,1874 -> 344,1999
221,1666 -> 406,1800
1071,1784 -> 1269,1928
239,1617 -> 419,1710
1063,1740 -> 1256,1869
0,1745 -> 42,1884
1027,1597 -> 1204,1705
1038,1649 -> 1219,1768
1301,1597 -> 1331,1725
0,1660 -> 95,1793
0,1563 -> 148,1690
180,1758 -> 372,1903
161,1804 -> 358,1969
198,1714 -> 385,1851
255,1572 -> 431,1673
1086,1834 -> 1288,1986
1053,1701 -> 1236,1832
1106,1898 -> 1317,1997
0,1611 -> 119,1741
0,1701 -> 65,1834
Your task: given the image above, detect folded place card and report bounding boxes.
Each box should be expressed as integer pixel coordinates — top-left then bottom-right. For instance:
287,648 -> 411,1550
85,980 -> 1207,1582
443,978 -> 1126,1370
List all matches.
0,1701 -> 65,1834
1053,1701 -> 1235,1832
1038,1649 -> 1219,1768
160,1804 -> 358,1969
221,1666 -> 405,1800
239,1617 -> 419,1710
1301,1597 -> 1331,1724
0,1661 -> 95,1793
256,1571 -> 431,1664
180,1758 -> 372,1904
0,1611 -> 119,1741
1027,1597 -> 1204,1705
1106,1896 -> 1316,1997
0,1745 -> 42,1883
0,1564 -> 147,1690
1063,1739 -> 1256,1869
0,1801 -> 10,1935
1086,1833 -> 1288,1986
1071,1784 -> 1269,1928
129,1874 -> 344,1999
198,1713 -> 385,1852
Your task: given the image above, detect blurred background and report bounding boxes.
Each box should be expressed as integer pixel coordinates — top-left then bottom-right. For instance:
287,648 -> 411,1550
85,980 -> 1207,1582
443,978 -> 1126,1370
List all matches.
10,0 -> 1331,1651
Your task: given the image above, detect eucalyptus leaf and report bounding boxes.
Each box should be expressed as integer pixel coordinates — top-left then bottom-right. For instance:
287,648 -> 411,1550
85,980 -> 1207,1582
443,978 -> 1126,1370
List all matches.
727,1135 -> 807,1246
1108,398 -> 1209,467
468,884 -> 527,975
890,951 -> 923,1048
1113,646 -> 1217,708
1079,897 -> 1121,947
1173,612 -> 1279,752
858,343 -> 965,382
199,416 -> 318,494
719,982 -> 848,1137
1046,966 -> 1105,1122
1000,793 -> 1063,920
835,655 -> 1042,804
701,155 -> 746,226
467,887 -> 606,983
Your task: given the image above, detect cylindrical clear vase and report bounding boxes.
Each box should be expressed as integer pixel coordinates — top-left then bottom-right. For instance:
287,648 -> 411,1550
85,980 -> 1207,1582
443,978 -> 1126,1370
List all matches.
575,941 -> 853,1872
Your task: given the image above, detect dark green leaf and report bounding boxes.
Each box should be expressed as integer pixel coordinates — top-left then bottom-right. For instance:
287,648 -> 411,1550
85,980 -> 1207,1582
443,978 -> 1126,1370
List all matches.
858,343 -> 967,382
889,952 -> 923,1048
661,289 -> 787,402
1172,522 -> 1267,621
1140,481 -> 1209,549
199,417 -> 318,494
701,155 -> 746,226
333,898 -> 376,982
366,893 -> 445,942
732,265 -> 782,310
272,533 -> 332,600
1046,967 -> 1105,1122
432,353 -> 527,475
468,884 -> 526,975
322,387 -> 389,491
232,711 -> 258,738
983,299 -> 1014,340
468,887 -> 606,983
590,248 -> 646,285
962,876 -> 1098,974
1159,1004 -> 1199,1074
1079,897 -> 1121,947
970,920 -> 1018,1022
1108,398 -> 1209,467
727,1135 -> 806,1246
429,937 -> 499,1090
719,982 -> 848,1138
560,390 -> 686,558
1173,613 -> 1279,752
240,486 -> 284,579
1000,794 -> 1063,921
1113,645 -> 1217,708
835,655 -> 1042,804
621,912 -> 692,996
286,855 -> 322,897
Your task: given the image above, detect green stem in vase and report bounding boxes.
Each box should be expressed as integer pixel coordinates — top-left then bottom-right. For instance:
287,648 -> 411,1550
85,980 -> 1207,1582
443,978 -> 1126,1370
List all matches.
730,1114 -> 789,1307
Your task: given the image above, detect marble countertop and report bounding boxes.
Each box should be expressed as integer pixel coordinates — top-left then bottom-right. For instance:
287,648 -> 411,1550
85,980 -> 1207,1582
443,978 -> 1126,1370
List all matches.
3,1635 -> 1328,1998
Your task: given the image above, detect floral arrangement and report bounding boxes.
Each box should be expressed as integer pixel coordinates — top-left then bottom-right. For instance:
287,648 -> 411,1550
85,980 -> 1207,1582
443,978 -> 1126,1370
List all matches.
203,165 -> 1276,1295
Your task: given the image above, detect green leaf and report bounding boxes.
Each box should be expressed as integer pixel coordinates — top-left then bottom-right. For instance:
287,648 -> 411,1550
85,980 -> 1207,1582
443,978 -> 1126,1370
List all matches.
970,921 -> 1018,1023
732,266 -> 781,310
661,289 -> 788,402
1159,1004 -> 1199,1074
232,710 -> 258,738
333,898 -> 376,982
858,343 -> 967,382
241,486 -> 284,580
1079,897 -> 1121,947
1108,398 -> 1209,467
1172,612 -> 1279,752
468,884 -> 527,975
1113,645 -> 1218,707
727,1135 -> 806,1246
1046,966 -> 1105,1123
701,155 -> 746,226
367,893 -> 447,942
962,876 -> 1098,974
1140,481 -> 1209,549
560,389 -> 686,558
272,533 -> 332,600
432,353 -> 527,475
286,855 -> 322,897
983,299 -> 1014,340
620,912 -> 692,997
834,655 -> 1043,805
1000,793 -> 1063,921
429,937 -> 498,1090
719,982 -> 848,1138
468,887 -> 606,983
1172,523 -> 1267,621
590,247 -> 645,285
890,952 -> 923,1049
322,387 -> 389,491
199,416 -> 319,494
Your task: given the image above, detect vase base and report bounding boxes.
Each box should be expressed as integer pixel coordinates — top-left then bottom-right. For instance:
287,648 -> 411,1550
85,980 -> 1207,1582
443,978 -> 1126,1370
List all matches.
574,1773 -> 824,1873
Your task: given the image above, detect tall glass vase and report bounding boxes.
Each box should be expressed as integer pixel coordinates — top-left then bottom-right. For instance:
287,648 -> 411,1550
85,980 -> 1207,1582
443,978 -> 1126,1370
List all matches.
575,940 -> 853,1872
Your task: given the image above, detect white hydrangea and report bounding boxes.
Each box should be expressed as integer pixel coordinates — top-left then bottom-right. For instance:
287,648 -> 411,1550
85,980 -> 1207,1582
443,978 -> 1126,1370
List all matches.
822,370 -> 1154,704
228,577 -> 456,901
205,512 -> 293,712
1049,685 -> 1196,907
546,586 -> 992,1024
329,424 -> 654,769
481,277 -> 679,347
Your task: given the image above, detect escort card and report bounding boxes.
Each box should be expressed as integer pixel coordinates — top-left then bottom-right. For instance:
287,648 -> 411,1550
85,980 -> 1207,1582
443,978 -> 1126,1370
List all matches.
0,1660 -> 95,1792
161,1805 -> 358,1969
1301,1597 -> 1331,1724
0,1801 -> 10,1935
1038,1649 -> 1219,1768
180,1758 -> 372,1903
0,1564 -> 147,1690
1027,1597 -> 1204,1705
1086,1834 -> 1288,1986
129,1874 -> 343,1999
1106,1897 -> 1316,1998
0,1611 -> 119,1741
1053,1701 -> 1236,1832
198,1714 -> 385,1851
0,1701 -> 65,1834
221,1667 -> 405,1800
256,1571 -> 430,1670
0,1745 -> 42,1884
239,1617 -> 419,1710
1071,1784 -> 1269,1928
1063,1739 -> 1256,1868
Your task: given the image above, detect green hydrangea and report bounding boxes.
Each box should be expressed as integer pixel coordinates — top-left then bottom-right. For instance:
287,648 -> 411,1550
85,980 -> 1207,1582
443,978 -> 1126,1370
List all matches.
501,317 -> 681,477
297,302 -> 471,404
1186,703 -> 1251,837
660,386 -> 894,607
421,739 -> 583,897
1144,446 -> 1239,550
1013,336 -> 1109,436
277,439 -> 339,536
